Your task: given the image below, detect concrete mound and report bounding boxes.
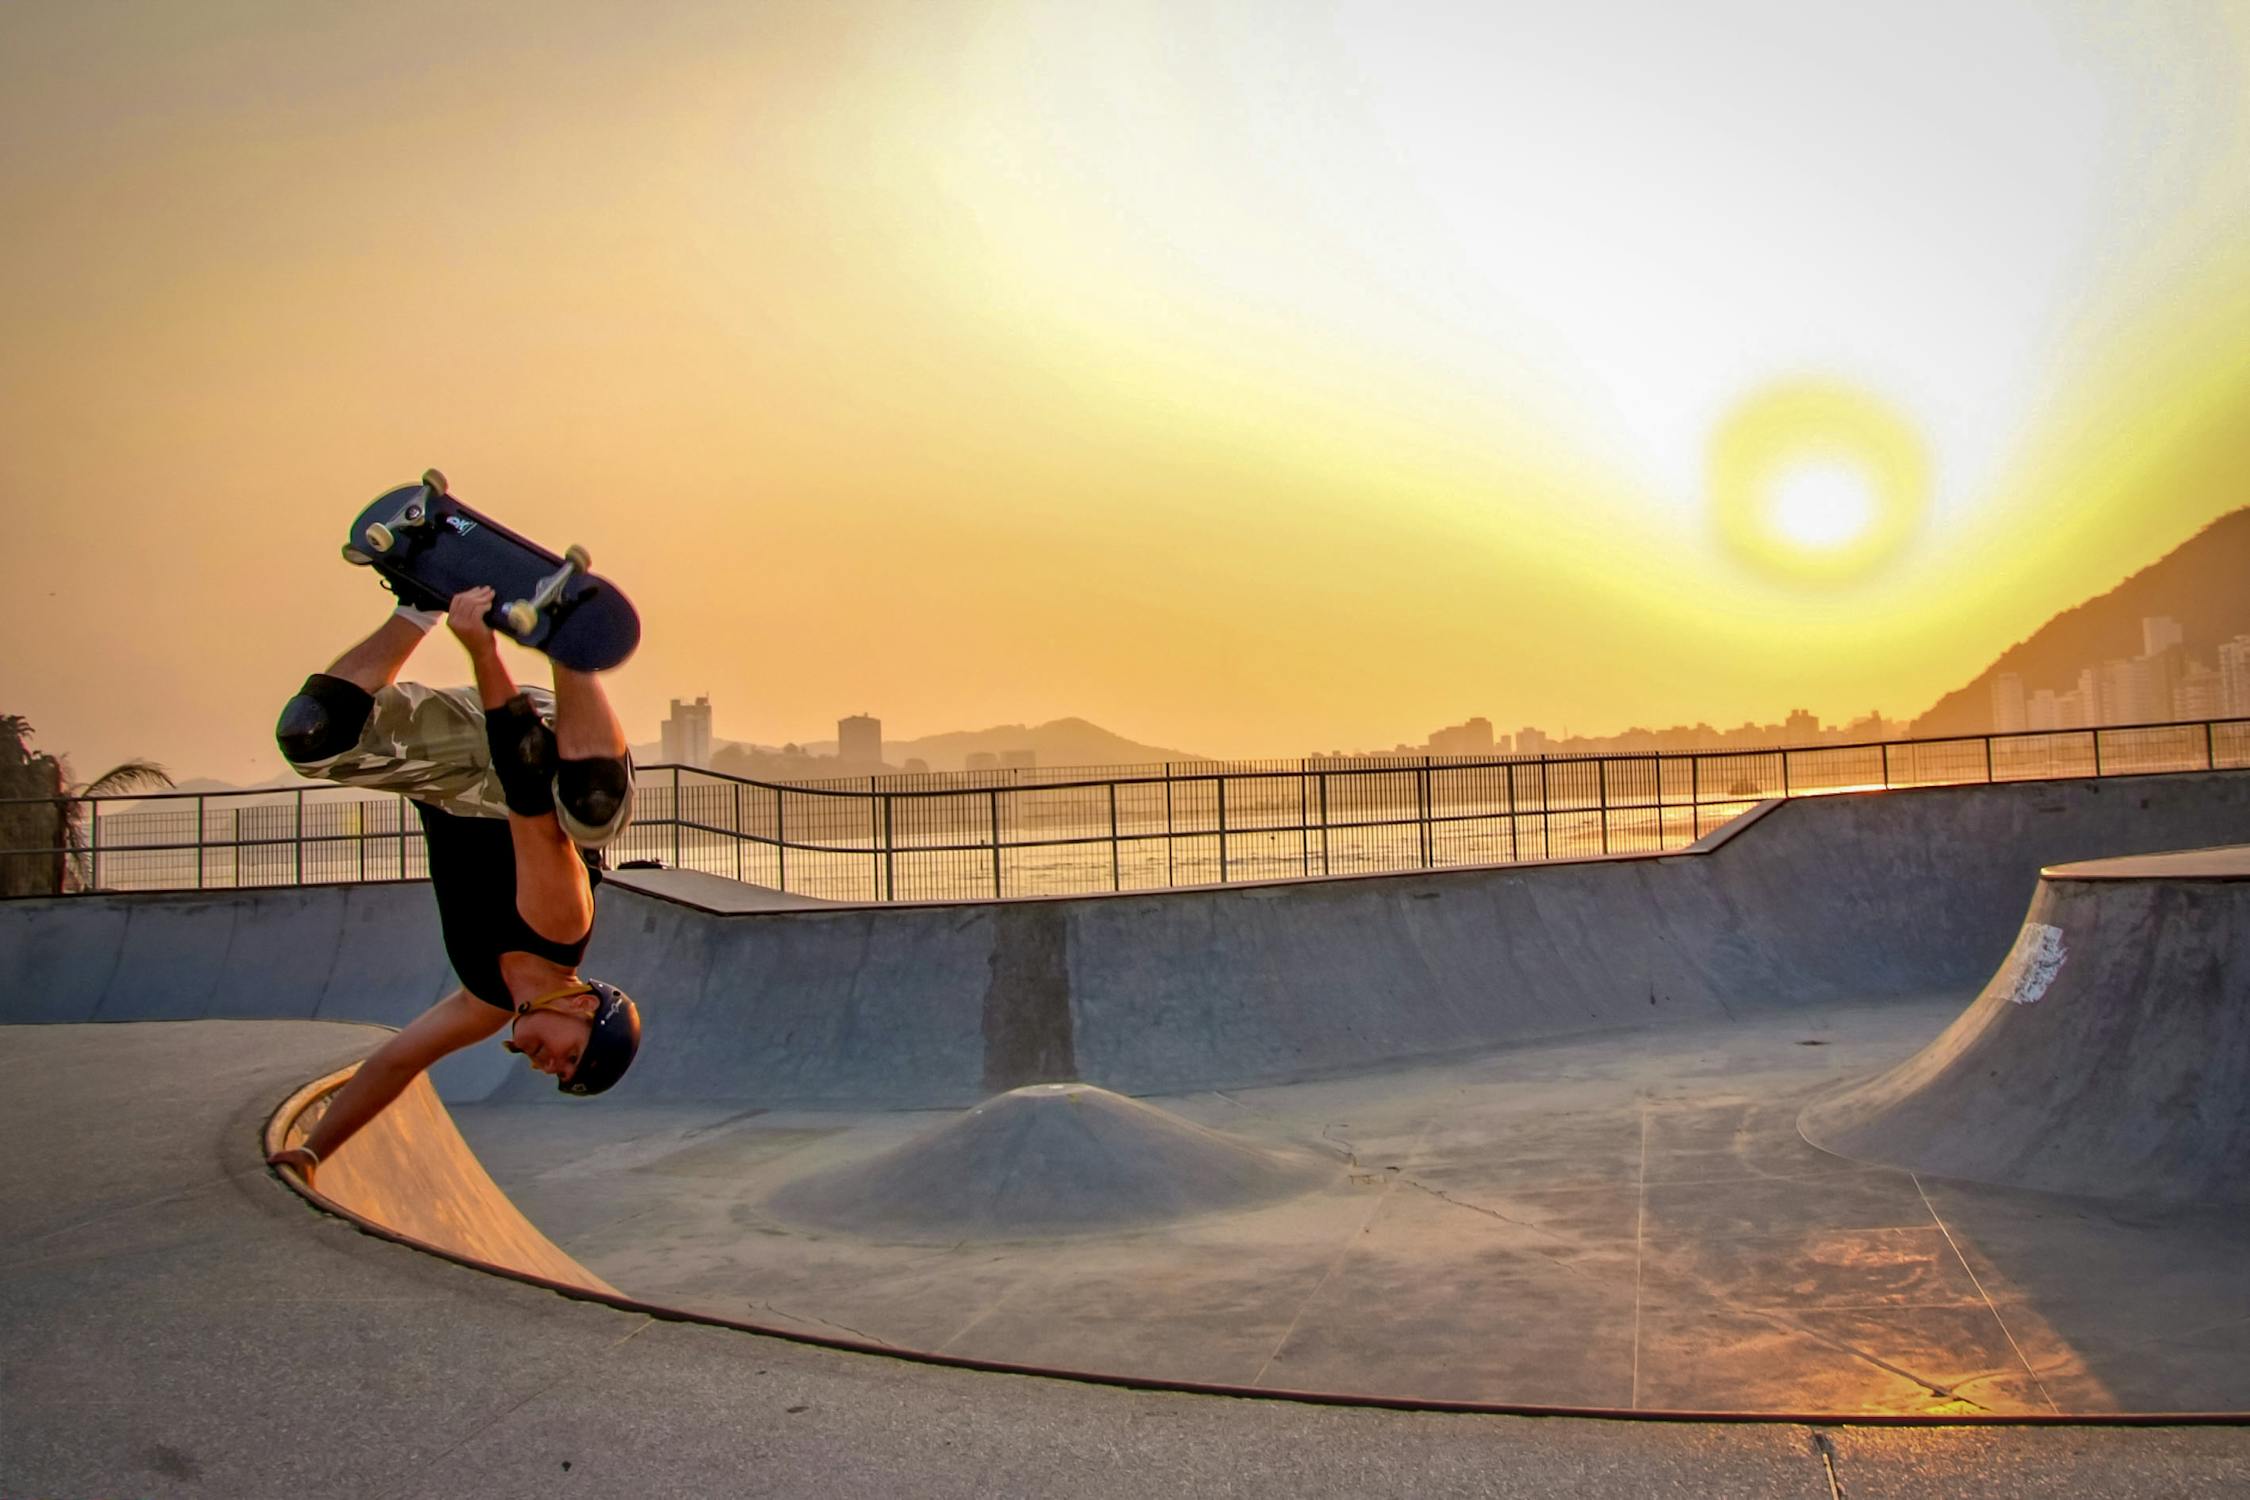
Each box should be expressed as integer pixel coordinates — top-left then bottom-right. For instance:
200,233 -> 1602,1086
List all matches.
765,1083 -> 1335,1239
1800,846 -> 2250,1203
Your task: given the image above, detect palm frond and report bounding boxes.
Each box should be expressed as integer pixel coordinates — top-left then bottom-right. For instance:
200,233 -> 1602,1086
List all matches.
75,760 -> 175,799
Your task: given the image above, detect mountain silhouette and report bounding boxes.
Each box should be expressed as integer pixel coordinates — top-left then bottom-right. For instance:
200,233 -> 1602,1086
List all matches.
1911,508 -> 2250,737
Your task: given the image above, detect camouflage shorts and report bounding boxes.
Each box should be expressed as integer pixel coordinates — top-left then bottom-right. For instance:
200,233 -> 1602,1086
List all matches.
289,681 -> 635,848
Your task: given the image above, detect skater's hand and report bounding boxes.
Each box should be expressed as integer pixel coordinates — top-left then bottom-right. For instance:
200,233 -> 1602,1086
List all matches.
267,1147 -> 319,1181
448,587 -> 499,656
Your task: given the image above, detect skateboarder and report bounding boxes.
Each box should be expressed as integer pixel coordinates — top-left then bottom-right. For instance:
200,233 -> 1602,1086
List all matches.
265,587 -> 642,1181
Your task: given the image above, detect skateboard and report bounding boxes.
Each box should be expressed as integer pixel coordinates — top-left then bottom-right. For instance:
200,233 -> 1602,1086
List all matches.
344,470 -> 641,672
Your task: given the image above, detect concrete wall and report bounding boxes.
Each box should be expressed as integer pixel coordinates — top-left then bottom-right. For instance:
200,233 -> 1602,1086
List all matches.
8,772 -> 2250,1108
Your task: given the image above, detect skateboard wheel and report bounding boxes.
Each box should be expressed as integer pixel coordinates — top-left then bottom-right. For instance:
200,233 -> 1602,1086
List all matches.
364,523 -> 395,553
340,544 -> 373,566
564,544 -> 591,572
422,468 -> 449,496
504,600 -> 538,635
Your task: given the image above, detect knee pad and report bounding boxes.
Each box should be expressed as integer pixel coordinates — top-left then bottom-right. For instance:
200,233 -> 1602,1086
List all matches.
276,674 -> 375,765
557,756 -> 633,844
484,694 -> 558,816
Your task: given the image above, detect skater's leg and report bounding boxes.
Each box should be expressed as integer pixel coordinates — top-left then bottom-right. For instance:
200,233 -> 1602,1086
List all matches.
446,586 -> 596,943
550,665 -> 634,844
549,667 -> 627,759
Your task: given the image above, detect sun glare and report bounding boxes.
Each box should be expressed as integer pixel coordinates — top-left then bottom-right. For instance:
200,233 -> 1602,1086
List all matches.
1709,380 -> 1929,585
1768,461 -> 1878,551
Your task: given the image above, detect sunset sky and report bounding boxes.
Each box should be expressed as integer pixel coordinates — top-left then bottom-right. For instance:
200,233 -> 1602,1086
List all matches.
4,1 -> 2249,781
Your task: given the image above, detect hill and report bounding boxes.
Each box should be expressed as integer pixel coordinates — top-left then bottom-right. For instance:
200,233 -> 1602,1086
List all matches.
1911,508 -> 2250,737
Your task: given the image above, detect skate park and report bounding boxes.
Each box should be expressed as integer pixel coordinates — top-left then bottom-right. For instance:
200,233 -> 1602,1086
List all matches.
10,736 -> 2250,1494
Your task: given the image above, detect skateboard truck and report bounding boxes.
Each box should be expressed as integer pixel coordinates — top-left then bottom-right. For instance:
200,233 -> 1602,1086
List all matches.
361,469 -> 449,555
503,545 -> 593,638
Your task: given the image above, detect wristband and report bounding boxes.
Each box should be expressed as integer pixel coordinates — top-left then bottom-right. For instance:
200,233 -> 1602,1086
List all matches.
393,604 -> 443,633
299,1145 -> 322,1168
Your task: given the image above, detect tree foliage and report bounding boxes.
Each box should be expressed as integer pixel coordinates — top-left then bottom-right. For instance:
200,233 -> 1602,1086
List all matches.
0,716 -> 174,894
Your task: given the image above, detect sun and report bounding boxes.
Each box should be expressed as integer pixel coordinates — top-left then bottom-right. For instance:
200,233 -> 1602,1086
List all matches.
1708,381 -> 1929,584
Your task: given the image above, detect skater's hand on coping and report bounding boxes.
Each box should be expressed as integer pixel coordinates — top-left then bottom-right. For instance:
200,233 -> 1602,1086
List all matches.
448,587 -> 499,655
267,1147 -> 319,1180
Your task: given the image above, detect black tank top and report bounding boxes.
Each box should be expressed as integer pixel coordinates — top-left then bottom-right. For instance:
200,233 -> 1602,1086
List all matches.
415,803 -> 601,1011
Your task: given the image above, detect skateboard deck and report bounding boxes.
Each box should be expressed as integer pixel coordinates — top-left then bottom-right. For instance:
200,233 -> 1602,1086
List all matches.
344,470 -> 641,672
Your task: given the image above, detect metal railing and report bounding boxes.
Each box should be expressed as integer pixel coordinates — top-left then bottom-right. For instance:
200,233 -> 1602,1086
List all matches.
7,717 -> 2249,903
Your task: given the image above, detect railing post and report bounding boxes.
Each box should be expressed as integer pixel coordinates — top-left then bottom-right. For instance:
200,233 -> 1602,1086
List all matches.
1651,753 -> 1664,849
734,783 -> 744,883
1318,771 -> 1330,876
1984,734 -> 1995,783
2092,729 -> 2104,777
1506,763 -> 1520,862
399,795 -> 409,880
1780,749 -> 1791,798
90,796 -> 102,892
989,789 -> 1002,898
672,768 -> 683,868
196,795 -> 206,891
1164,767 -> 1175,888
357,799 -> 367,883
775,786 -> 787,893
1690,755 -> 1701,839
1540,756 -> 1552,860
1109,781 -> 1121,891
293,788 -> 303,887
880,793 -> 893,902
1298,769 -> 1308,877
1881,742 -> 1892,790
1598,759 -> 1609,856
1418,758 -> 1433,869
1218,777 -> 1229,884
2208,720 -> 2218,770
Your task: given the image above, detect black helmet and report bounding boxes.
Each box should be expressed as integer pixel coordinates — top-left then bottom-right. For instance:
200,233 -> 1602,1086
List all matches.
562,980 -> 641,1096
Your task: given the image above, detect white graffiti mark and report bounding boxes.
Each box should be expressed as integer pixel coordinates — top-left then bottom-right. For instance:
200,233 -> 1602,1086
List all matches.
1999,922 -> 2069,1005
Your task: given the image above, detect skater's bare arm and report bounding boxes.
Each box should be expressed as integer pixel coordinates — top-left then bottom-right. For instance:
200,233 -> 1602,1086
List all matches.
268,990 -> 507,1174
447,587 -> 519,709
324,612 -> 430,694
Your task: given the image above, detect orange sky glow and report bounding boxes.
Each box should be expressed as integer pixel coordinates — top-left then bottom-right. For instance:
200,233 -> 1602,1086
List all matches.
4,1 -> 2249,781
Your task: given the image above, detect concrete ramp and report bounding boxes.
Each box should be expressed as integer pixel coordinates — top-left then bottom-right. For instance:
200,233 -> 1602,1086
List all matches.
1800,846 -> 2250,1203
265,1064 -> 617,1295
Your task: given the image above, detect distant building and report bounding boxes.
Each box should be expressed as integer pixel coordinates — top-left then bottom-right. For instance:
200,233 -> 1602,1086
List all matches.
2095,660 -> 2139,726
2143,616 -> 2184,657
965,751 -> 999,772
2220,636 -> 2250,717
1428,716 -> 1496,757
1992,673 -> 2027,734
1783,708 -> 1821,743
1516,726 -> 1553,756
2176,661 -> 2222,720
661,697 -> 713,767
1000,749 -> 1037,769
837,713 -> 882,765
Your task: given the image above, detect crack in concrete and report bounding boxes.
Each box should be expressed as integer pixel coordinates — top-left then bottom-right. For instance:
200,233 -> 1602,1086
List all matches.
1395,1177 -> 1580,1246
753,1300 -> 897,1349
1319,1122 -> 1361,1167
